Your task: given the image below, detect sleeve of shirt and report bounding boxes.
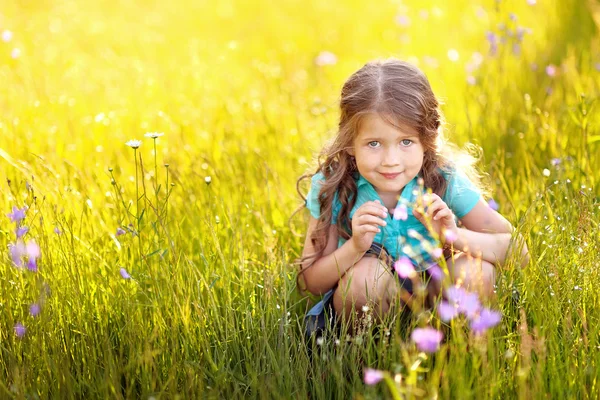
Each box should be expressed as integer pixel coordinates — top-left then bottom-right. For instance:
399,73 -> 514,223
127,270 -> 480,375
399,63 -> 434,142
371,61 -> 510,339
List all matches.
306,172 -> 339,224
443,170 -> 482,219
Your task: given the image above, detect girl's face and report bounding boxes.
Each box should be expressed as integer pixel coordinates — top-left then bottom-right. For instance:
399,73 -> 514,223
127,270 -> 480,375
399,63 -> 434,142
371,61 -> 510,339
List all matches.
349,113 -> 424,198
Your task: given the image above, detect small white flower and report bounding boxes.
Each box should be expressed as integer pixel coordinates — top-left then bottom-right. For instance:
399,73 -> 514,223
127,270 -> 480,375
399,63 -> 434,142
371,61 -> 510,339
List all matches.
316,337 -> 324,346
144,132 -> 164,138
11,48 -> 21,59
315,51 -> 337,66
361,305 -> 370,313
2,30 -> 13,42
125,139 -> 142,149
334,339 -> 340,346
543,169 -> 550,177
205,176 -> 212,184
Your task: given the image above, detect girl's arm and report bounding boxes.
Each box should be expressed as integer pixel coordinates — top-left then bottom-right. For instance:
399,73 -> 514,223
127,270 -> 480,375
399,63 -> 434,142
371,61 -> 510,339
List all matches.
300,217 -> 365,296
456,199 -> 529,267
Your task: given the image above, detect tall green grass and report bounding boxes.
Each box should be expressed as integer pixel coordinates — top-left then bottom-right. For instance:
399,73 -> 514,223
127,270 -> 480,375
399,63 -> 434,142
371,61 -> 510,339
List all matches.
0,0 -> 599,398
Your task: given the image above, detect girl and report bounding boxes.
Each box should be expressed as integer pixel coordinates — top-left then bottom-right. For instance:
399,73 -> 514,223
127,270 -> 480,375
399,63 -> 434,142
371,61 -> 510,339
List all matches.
297,58 -> 528,333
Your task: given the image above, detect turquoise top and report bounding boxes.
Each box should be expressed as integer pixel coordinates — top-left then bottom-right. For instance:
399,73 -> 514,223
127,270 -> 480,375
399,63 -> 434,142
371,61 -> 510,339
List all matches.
306,169 -> 481,269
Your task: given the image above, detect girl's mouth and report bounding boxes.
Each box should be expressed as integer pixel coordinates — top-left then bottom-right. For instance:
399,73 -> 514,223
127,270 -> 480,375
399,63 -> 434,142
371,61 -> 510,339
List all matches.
380,172 -> 401,179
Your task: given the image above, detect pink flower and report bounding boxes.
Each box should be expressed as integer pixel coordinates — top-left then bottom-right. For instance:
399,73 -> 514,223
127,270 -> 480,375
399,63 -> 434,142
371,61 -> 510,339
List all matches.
438,301 -> 459,322
411,327 -> 443,353
444,229 -> 458,243
546,64 -> 557,77
431,247 -> 443,258
470,308 -> 502,334
394,256 -> 416,278
363,368 -> 385,385
393,204 -> 408,221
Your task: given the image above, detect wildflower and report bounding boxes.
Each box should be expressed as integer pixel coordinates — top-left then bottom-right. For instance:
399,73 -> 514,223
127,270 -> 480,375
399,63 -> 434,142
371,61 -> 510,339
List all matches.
7,205 -> 27,223
543,169 -> 550,177
551,158 -> 561,166
445,286 -> 481,318
125,139 -> 142,149
431,247 -> 443,259
467,76 -> 477,85
116,227 -> 126,236
54,227 -> 62,235
595,63 -> 600,72
447,49 -> 459,62
394,256 -> 416,278
11,48 -> 21,59
14,323 -> 26,338
527,0 -> 536,5
485,31 -> 498,55
16,226 -> 29,238
361,305 -> 370,313
314,51 -> 337,66
427,264 -> 444,281
30,303 -> 41,317
9,241 -> 26,267
411,327 -> 443,353
444,229 -> 458,243
545,65 -> 557,77
470,308 -> 502,334
25,240 -> 41,272
363,368 -> 385,385
2,30 -> 12,42
438,301 -> 459,322
509,13 -> 517,21
119,267 -> 131,279
144,132 -> 164,138
393,204 -> 407,220
316,337 -> 324,346
205,176 -> 212,184
487,199 -> 499,211
512,43 -> 521,56
395,15 -> 411,27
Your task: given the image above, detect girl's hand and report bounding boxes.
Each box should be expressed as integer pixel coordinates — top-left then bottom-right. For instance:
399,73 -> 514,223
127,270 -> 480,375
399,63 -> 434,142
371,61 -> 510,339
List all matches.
350,200 -> 388,253
413,194 -> 458,241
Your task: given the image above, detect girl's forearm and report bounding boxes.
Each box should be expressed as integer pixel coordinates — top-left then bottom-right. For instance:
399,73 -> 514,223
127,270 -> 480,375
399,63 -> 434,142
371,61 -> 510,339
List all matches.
453,228 -> 527,266
303,240 -> 366,296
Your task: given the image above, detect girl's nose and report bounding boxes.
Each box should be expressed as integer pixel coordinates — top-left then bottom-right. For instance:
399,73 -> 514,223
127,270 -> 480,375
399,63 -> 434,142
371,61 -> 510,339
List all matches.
382,148 -> 401,166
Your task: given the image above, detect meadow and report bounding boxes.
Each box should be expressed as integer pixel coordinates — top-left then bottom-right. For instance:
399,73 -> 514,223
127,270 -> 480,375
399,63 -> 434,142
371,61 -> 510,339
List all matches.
1,0 -> 599,398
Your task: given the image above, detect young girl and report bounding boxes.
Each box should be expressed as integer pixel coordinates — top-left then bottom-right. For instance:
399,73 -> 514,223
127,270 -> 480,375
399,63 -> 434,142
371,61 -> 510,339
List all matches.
298,58 -> 528,332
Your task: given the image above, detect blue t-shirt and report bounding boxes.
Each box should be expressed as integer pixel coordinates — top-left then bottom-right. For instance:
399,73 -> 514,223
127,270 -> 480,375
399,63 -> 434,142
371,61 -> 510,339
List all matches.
305,169 -> 481,269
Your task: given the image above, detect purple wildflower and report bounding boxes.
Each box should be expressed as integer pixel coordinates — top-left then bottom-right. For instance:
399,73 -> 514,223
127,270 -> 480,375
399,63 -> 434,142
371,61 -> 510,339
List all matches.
487,199 -> 499,211
30,303 -> 41,317
512,43 -> 521,56
485,31 -> 498,55
116,227 -> 126,236
411,327 -> 443,353
546,64 -> 557,77
14,323 -> 26,338
438,301 -> 459,322
119,267 -> 131,279
16,226 -> 29,238
393,204 -> 408,221
54,227 -> 62,235
394,256 -> 416,278
445,286 -> 481,318
551,158 -> 561,166
509,13 -> 517,22
470,308 -> 502,334
9,241 -> 26,267
427,264 -> 444,281
363,368 -> 385,385
7,206 -> 27,223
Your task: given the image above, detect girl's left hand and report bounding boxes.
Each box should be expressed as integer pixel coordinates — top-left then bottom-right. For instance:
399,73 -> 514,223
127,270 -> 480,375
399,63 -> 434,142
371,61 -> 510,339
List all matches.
413,193 -> 458,241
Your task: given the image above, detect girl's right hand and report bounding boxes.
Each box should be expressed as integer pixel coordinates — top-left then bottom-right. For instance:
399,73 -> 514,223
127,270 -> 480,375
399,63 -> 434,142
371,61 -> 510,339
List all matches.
350,200 -> 388,253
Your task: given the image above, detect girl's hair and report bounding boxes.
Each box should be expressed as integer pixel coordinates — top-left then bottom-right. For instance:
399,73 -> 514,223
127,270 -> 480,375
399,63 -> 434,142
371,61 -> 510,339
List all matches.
295,58 -> 484,293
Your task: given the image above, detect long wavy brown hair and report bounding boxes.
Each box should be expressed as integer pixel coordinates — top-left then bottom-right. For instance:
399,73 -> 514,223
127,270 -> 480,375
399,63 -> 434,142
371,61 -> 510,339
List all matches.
295,58 -> 484,293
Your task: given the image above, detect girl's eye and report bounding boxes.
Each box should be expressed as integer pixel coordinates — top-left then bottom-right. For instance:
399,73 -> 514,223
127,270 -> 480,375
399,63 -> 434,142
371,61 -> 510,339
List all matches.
367,141 -> 380,148
400,139 -> 413,147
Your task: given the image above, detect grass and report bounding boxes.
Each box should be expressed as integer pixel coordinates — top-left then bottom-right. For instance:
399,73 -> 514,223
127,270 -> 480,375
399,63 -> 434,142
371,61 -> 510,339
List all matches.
0,0 -> 599,398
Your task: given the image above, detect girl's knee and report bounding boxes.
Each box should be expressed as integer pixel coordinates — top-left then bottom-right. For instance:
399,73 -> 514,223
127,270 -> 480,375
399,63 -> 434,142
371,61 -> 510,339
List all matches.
333,256 -> 396,319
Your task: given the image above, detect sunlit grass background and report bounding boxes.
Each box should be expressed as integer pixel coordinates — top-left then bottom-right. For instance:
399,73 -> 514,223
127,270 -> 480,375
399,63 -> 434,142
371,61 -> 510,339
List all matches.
1,0 -> 599,398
